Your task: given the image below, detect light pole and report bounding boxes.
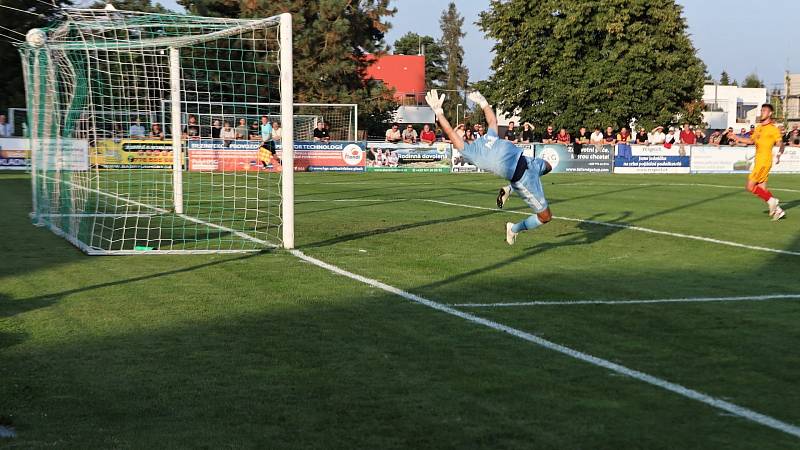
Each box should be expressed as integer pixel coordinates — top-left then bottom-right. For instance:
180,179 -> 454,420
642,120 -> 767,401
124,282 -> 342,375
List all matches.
456,104 -> 463,123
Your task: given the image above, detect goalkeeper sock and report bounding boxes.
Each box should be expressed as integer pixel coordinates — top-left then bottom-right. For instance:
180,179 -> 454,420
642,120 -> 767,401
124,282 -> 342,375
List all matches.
512,215 -> 542,233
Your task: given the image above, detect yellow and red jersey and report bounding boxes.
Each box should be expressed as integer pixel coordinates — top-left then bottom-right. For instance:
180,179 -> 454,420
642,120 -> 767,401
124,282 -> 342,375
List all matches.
748,122 -> 782,183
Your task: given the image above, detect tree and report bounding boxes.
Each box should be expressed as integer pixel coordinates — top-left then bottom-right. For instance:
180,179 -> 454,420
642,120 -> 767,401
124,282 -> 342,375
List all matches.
179,0 -> 398,134
88,0 -> 170,13
0,0 -> 71,110
720,70 -> 732,86
393,32 -> 446,88
439,2 -> 468,120
742,72 -> 765,88
479,0 -> 707,129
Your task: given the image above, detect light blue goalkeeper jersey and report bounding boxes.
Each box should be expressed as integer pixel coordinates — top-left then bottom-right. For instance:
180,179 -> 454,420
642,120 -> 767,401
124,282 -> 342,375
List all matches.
460,128 -> 523,180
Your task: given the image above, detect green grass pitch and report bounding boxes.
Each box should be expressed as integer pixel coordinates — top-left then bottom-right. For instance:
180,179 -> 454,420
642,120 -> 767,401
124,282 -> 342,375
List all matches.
1,170 -> 799,448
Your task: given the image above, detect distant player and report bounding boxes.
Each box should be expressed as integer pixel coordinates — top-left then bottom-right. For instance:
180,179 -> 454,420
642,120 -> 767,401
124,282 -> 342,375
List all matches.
426,89 -> 553,245
727,104 -> 786,220
257,140 -> 282,171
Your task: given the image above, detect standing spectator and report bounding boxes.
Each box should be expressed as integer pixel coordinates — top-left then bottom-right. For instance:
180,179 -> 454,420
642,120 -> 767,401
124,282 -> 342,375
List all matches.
648,125 -> 665,144
693,129 -> 707,145
603,126 -> 617,144
573,126 -> 590,157
183,114 -> 201,139
385,123 -> 401,143
272,122 -> 282,141
556,128 -> 571,144
260,115 -> 273,142
718,127 -> 734,146
248,120 -> 260,140
504,121 -> 518,143
635,127 -> 649,144
419,124 -> 436,145
616,126 -> 632,158
616,127 -> 631,144
590,126 -> 604,144
737,127 -> 748,138
129,118 -> 146,139
314,121 -> 331,142
0,114 -> 11,137
235,118 -> 248,140
220,120 -> 236,145
788,129 -> 800,146
149,123 -> 165,140
541,125 -> 557,143
664,127 -> 677,148
473,123 -> 484,138
210,119 -> 222,139
708,130 -> 722,146
520,122 -> 536,143
746,124 -> 755,138
402,124 -> 418,144
679,123 -> 696,145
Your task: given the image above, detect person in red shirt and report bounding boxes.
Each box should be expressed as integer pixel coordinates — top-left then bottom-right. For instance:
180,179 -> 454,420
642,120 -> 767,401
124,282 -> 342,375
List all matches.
679,123 -> 696,145
556,128 -> 571,144
419,123 -> 436,144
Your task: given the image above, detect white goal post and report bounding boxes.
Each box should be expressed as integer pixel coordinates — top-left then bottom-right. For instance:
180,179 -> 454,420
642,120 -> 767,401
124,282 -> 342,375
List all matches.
20,8 -> 296,254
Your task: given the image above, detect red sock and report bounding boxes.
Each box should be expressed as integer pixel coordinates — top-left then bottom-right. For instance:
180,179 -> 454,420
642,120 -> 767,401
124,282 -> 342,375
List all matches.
752,185 -> 772,202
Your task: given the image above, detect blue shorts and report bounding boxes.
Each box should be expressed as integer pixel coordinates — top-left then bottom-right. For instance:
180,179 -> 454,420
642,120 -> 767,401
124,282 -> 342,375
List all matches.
510,157 -> 548,213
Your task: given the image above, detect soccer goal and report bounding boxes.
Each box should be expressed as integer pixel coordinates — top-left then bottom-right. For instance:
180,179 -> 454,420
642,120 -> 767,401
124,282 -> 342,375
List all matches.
19,8 -> 294,254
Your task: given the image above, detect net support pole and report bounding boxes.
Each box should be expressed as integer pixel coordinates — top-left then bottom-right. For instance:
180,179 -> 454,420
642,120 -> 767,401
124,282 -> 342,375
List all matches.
169,46 -> 184,214
280,13 -> 294,249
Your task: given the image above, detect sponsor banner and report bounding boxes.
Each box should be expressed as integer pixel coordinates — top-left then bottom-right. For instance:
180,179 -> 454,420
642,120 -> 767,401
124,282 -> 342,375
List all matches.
187,140 -> 365,172
91,139 -> 177,169
626,144 -> 690,157
451,146 -> 484,173
771,147 -> 800,173
0,137 -> 30,170
366,141 -> 451,173
614,155 -> 691,174
535,143 -> 613,173
40,139 -> 90,171
690,146 -> 755,173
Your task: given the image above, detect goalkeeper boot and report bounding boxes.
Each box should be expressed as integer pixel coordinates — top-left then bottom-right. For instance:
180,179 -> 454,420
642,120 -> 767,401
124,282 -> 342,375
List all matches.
506,222 -> 518,245
497,186 -> 511,209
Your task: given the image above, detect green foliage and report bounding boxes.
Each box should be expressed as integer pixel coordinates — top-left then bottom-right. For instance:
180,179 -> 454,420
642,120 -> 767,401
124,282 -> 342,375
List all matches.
88,0 -> 170,13
743,72 -> 765,88
393,32 -> 446,88
0,0 -> 71,110
440,2 -> 468,118
180,0 -> 399,134
720,70 -> 732,86
478,0 -> 706,129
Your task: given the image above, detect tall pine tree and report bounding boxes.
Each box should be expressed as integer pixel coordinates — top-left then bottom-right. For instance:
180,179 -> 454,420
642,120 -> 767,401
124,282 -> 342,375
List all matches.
479,0 -> 706,129
179,0 -> 398,135
393,32 -> 446,88
439,2 -> 468,120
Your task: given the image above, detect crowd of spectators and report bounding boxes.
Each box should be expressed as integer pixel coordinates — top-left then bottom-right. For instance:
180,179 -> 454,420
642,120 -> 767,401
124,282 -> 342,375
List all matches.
383,120 -> 800,149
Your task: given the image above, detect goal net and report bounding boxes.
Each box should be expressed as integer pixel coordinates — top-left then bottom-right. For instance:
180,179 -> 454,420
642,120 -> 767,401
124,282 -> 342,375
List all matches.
19,8 -> 295,254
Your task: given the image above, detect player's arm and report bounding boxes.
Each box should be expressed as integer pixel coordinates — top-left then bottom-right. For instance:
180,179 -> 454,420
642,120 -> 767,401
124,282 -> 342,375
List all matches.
468,91 -> 497,134
728,132 -> 754,146
776,136 -> 786,164
426,90 -> 465,150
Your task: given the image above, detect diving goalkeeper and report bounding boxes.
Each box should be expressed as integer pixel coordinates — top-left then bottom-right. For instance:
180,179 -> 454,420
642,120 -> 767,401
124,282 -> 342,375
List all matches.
426,90 -> 553,245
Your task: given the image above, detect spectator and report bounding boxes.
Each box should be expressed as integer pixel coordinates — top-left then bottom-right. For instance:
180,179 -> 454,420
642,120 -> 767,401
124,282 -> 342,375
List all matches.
708,130 -> 722,146
603,126 -> 616,145
149,123 -> 165,140
648,125 -> 665,144
679,123 -> 696,145
573,126 -> 590,157
520,122 -> 536,143
617,127 -> 633,158
788,129 -> 800,147
504,121 -> 518,143
235,118 -> 248,140
419,123 -> 436,145
746,124 -> 755,138
737,127 -> 748,138
718,127 -> 735,146
129,118 -> 146,139
220,120 -> 236,144
210,119 -> 222,139
260,115 -> 273,142
616,126 -> 631,143
272,122 -> 282,141
183,114 -> 201,139
556,128 -> 571,144
635,127 -> 649,144
454,123 -> 467,143
402,124 -> 418,144
0,114 -> 11,137
248,120 -> 260,140
112,124 -> 123,143
784,124 -> 798,143
473,123 -> 483,137
590,126 -> 604,145
385,123 -> 401,143
664,127 -> 677,148
541,125 -> 557,143
694,129 -> 707,145
314,121 -> 331,142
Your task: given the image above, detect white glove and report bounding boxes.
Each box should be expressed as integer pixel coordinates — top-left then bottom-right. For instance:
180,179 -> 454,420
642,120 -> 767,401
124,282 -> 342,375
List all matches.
425,89 -> 445,116
468,91 -> 489,109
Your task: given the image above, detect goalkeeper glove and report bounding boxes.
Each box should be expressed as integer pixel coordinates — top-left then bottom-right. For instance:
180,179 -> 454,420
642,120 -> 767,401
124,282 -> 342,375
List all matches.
425,89 -> 446,116
468,91 -> 489,109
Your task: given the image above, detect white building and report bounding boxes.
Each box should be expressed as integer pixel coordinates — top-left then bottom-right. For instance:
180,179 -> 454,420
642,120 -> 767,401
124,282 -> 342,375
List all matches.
702,84 -> 767,130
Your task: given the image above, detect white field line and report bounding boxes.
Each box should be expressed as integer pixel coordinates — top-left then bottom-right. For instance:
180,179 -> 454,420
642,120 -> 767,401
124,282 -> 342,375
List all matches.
423,199 -> 800,257
296,198 -> 406,202
555,182 -> 800,194
289,248 -> 800,439
452,294 -> 800,308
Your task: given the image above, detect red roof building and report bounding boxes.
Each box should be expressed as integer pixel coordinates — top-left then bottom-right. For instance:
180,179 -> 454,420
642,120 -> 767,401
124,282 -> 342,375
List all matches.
365,54 -> 426,105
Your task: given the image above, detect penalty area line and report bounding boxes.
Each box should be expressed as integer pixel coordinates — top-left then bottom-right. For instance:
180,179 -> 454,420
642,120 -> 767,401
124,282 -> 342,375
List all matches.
288,248 -> 800,439
452,293 -> 800,308
422,199 -> 800,257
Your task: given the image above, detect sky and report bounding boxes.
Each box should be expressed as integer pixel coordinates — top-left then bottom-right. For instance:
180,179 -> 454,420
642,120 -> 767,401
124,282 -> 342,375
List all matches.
156,0 -> 798,88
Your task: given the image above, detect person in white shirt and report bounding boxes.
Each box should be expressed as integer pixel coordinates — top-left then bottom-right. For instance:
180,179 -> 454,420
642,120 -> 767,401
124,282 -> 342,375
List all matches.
648,125 -> 666,144
0,115 -> 12,137
589,126 -> 604,144
272,122 -> 282,141
220,120 -> 236,145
